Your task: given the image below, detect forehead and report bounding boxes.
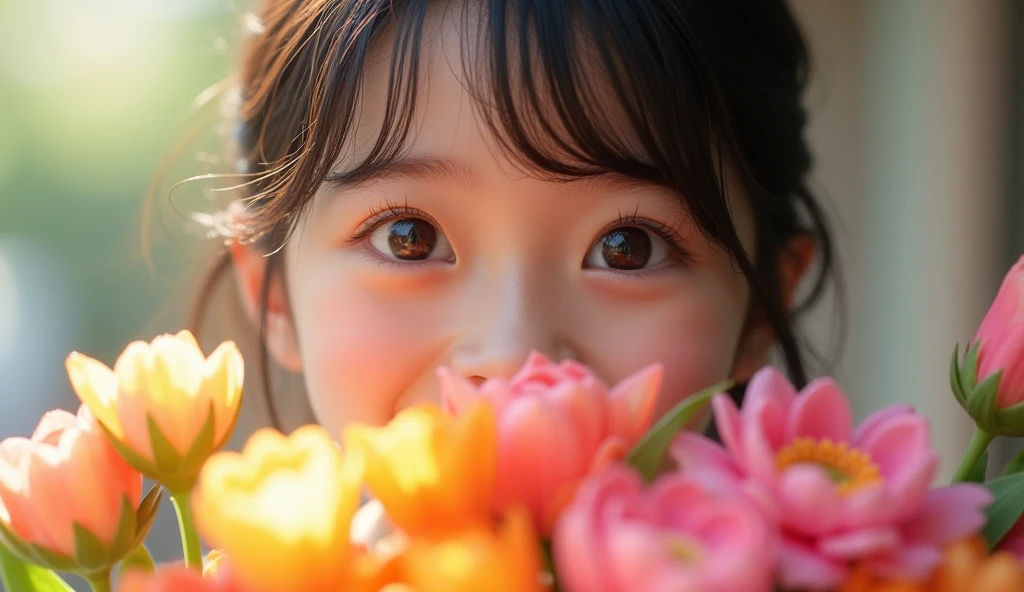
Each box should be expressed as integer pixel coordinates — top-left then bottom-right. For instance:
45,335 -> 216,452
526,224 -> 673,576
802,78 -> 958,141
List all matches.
332,1 -> 648,180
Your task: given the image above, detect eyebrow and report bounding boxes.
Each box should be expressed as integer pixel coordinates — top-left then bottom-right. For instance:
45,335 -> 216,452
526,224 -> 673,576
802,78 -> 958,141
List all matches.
324,156 -> 486,193
324,155 -> 668,197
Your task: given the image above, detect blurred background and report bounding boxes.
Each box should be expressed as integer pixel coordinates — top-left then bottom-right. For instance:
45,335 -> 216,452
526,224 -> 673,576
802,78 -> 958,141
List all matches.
0,0 -> 1022,588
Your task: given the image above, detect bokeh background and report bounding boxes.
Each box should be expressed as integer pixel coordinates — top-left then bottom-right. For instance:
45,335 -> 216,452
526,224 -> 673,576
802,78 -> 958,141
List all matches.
0,0 -> 1022,588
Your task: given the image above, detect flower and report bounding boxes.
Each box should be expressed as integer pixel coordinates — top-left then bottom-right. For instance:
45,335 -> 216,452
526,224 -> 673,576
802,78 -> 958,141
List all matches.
398,507 -> 546,592
952,255 -> 1024,435
344,403 -> 497,537
672,367 -> 993,590
65,330 -> 244,491
192,425 -> 363,592
0,405 -> 154,575
553,465 -> 775,592
118,564 -> 244,592
840,538 -> 1024,592
439,352 -> 662,533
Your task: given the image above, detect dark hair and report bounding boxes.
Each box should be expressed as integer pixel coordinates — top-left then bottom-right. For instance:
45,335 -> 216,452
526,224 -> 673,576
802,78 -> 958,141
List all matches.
187,0 -> 839,429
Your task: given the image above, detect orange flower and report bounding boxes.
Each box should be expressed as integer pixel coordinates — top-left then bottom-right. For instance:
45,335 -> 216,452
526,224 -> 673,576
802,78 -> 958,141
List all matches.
192,425 -> 363,592
344,403 -> 497,537
118,564 -> 244,592
0,406 -> 156,575
398,507 -> 547,592
66,330 -> 243,491
840,538 -> 1024,592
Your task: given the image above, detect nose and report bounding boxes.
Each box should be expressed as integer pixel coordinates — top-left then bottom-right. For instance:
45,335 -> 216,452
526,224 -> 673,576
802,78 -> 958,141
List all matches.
447,268 -> 575,382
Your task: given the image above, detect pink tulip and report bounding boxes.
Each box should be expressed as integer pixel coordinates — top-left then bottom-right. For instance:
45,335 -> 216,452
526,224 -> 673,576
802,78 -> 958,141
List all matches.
554,466 -> 776,592
671,367 -> 992,590
439,352 -> 662,533
974,254 -> 1024,409
0,405 -> 144,563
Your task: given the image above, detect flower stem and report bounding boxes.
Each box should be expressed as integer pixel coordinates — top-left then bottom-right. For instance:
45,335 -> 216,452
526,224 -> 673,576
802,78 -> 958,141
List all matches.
952,428 -> 995,483
87,569 -> 112,592
170,490 -> 203,569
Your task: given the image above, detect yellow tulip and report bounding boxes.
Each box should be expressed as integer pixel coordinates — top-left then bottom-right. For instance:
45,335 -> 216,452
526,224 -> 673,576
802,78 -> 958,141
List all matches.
344,403 -> 497,537
65,330 -> 243,491
399,507 -> 547,592
192,425 -> 363,592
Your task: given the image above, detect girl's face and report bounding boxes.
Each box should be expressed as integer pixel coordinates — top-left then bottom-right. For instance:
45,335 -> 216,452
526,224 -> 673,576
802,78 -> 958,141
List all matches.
232,12 -> 802,439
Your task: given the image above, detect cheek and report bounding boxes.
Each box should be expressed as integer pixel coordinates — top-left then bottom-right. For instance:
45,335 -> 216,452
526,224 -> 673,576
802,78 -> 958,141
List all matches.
584,279 -> 748,422
286,258 -> 448,438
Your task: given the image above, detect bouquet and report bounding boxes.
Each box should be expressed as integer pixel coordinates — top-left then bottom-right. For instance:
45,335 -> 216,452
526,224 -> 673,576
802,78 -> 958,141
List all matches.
2,256 -> 1024,592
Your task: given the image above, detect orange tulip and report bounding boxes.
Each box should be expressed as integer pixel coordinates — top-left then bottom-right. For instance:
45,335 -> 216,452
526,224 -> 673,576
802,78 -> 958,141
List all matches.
0,406 -> 157,576
192,425 -> 363,592
840,538 -> 1024,592
344,403 -> 497,537
118,564 -> 245,592
66,330 -> 243,491
398,507 -> 547,592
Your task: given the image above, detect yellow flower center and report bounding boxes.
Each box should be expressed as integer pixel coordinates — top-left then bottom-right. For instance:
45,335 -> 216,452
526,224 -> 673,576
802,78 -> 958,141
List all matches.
775,437 -> 882,495
665,534 -> 703,564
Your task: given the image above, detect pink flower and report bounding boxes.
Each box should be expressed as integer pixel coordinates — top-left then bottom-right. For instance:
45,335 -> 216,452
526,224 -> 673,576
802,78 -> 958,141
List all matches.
672,367 -> 992,590
439,352 -> 662,534
554,465 -> 776,592
0,405 -> 145,569
974,254 -> 1024,409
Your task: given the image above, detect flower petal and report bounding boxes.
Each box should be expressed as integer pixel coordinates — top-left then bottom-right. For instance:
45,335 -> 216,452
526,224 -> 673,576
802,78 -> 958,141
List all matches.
856,412 -> 933,484
818,527 -> 900,560
778,536 -> 847,591
608,363 -> 662,442
741,367 -> 795,451
851,404 -> 915,444
776,465 -> 843,537
901,484 -> 992,545
65,352 -> 123,437
784,379 -> 852,443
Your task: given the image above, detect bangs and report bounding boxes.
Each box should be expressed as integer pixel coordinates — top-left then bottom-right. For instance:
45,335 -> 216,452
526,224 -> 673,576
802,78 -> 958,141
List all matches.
237,0 -> 742,249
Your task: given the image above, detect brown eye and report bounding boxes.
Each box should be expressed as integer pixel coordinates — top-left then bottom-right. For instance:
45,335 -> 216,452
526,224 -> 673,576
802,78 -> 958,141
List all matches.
584,226 -> 669,271
368,218 -> 453,262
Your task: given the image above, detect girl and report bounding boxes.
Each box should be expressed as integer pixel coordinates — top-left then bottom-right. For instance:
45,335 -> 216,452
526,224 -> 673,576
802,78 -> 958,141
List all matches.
190,0 -> 837,441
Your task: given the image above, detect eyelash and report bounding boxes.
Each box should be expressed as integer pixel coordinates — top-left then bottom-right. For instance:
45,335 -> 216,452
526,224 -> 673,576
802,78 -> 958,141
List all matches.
347,201 -> 695,269
347,199 -> 436,243
600,212 -> 695,267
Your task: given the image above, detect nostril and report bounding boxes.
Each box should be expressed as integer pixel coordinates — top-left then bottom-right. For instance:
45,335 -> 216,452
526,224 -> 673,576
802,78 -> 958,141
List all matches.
467,375 -> 487,387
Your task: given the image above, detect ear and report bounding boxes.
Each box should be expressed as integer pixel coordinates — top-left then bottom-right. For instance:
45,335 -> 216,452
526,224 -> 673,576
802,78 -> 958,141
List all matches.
229,240 -> 303,373
731,233 -> 817,383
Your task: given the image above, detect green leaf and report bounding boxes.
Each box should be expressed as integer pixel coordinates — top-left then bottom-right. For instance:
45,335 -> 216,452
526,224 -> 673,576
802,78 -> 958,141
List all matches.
0,544 -> 75,592
99,423 -> 157,477
72,522 -> 110,572
996,401 -> 1024,437
109,495 -> 138,559
963,340 -> 981,393
967,450 -> 990,482
147,415 -> 184,477
951,344 -> 968,407
120,544 -> 156,575
0,523 -> 75,572
982,472 -> 1024,548
180,402 -> 217,473
626,380 -> 730,483
1004,447 -> 1024,476
967,370 -> 1002,431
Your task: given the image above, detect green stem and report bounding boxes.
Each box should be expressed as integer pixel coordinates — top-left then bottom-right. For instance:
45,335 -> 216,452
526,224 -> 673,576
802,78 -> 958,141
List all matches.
953,428 -> 995,483
87,569 -> 112,592
170,490 -> 203,570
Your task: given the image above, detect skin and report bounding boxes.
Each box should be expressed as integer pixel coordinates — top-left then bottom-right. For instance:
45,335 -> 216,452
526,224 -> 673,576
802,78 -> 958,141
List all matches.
230,8 -> 814,440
